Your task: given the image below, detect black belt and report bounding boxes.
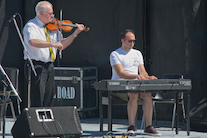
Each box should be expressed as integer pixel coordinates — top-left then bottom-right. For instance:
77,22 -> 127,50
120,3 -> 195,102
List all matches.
25,60 -> 53,65
32,60 -> 53,65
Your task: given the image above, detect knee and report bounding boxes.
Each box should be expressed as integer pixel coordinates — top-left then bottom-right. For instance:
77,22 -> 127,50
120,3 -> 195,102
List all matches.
128,93 -> 139,101
140,93 -> 152,100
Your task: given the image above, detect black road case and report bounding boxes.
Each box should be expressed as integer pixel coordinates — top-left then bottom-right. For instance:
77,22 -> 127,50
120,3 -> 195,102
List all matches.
53,66 -> 98,112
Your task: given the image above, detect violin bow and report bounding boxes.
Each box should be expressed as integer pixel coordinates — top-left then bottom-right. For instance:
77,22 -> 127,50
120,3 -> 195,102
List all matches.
59,9 -> 63,59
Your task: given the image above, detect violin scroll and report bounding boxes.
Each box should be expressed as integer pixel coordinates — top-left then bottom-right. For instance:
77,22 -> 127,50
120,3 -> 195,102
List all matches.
84,27 -> 90,32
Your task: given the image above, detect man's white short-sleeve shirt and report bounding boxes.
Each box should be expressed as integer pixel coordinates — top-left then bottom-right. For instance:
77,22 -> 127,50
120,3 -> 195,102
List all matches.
23,16 -> 63,62
110,48 -> 144,80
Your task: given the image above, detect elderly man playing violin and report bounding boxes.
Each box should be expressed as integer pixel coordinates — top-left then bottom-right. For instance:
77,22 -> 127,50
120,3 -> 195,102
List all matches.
23,1 -> 85,107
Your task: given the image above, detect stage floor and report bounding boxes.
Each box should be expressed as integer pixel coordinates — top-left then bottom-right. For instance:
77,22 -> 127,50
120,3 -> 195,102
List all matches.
1,118 -> 207,138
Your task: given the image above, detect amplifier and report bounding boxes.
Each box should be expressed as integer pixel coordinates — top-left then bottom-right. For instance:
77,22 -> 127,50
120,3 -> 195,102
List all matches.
11,106 -> 82,138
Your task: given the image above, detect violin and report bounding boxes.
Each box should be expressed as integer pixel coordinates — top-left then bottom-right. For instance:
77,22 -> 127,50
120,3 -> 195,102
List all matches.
46,18 -> 90,32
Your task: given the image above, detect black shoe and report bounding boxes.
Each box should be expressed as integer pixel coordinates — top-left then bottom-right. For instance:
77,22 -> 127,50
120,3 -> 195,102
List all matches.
144,125 -> 161,136
127,125 -> 135,134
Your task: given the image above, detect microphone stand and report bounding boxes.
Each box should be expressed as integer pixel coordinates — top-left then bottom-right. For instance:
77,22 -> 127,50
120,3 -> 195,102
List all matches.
0,64 -> 22,138
12,15 -> 37,108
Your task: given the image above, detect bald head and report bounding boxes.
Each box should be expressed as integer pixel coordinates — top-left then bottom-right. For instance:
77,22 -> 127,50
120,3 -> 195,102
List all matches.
35,1 -> 53,16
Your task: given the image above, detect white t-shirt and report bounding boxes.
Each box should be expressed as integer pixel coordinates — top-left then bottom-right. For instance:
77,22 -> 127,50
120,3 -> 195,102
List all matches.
110,47 -> 144,80
23,16 -> 63,62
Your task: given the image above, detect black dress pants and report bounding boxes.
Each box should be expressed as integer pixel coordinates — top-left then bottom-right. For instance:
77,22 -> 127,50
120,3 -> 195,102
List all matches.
24,60 -> 55,107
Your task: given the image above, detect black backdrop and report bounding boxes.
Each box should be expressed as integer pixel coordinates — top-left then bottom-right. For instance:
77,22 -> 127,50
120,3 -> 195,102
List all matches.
0,0 -> 206,121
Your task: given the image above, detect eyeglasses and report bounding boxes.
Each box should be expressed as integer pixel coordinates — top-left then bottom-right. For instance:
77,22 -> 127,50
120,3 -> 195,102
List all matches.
42,11 -> 54,16
123,38 -> 136,43
47,12 -> 54,15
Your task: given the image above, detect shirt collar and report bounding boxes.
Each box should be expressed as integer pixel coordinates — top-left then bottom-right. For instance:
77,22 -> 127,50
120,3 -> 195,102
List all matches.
35,16 -> 44,27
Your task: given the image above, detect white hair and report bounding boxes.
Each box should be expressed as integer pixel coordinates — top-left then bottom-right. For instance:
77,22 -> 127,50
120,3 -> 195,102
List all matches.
35,1 -> 52,15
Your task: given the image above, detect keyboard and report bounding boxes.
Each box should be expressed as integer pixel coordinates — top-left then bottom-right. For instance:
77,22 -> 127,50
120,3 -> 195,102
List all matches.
94,79 -> 192,91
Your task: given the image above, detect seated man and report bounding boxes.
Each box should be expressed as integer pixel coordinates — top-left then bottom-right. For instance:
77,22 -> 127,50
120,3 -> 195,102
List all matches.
110,29 -> 161,136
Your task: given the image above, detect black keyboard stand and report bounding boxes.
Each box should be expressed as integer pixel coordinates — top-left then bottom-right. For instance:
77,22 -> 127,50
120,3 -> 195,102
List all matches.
99,90 -> 191,136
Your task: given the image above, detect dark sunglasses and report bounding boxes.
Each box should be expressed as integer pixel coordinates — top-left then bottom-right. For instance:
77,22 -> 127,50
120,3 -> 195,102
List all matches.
123,38 -> 136,43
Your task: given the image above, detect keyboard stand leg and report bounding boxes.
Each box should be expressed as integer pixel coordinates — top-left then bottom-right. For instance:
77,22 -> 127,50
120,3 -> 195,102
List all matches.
99,90 -> 103,135
108,91 -> 112,132
176,93 -> 179,134
187,92 -> 190,136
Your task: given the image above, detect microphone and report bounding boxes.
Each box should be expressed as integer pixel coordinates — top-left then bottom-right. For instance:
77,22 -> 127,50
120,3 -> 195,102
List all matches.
6,13 -> 17,26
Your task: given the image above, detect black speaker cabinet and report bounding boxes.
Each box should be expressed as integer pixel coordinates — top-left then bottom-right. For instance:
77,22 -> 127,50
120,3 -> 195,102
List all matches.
11,106 -> 82,138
